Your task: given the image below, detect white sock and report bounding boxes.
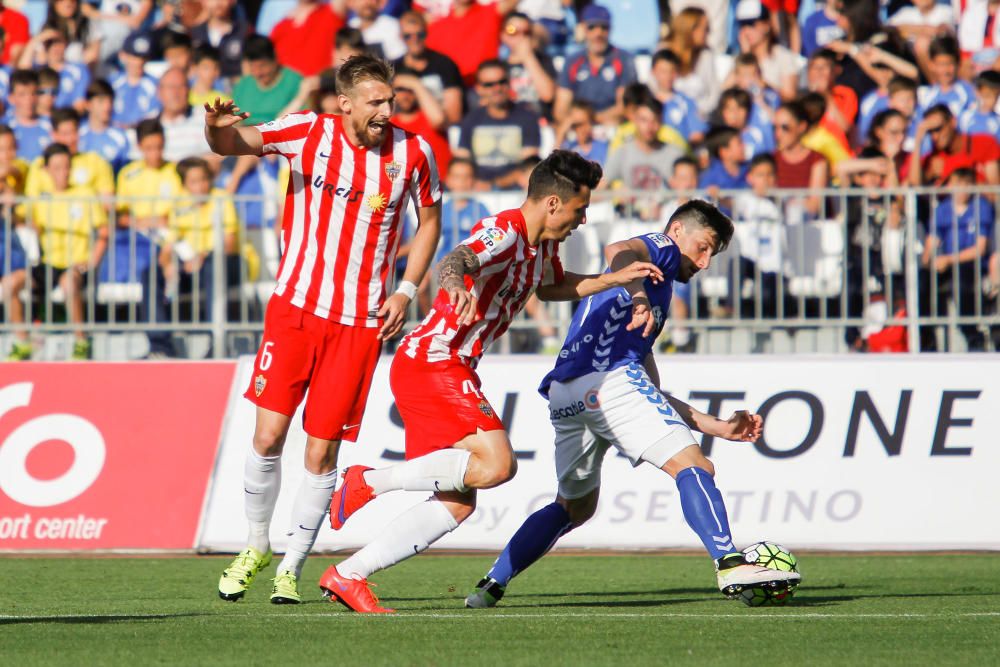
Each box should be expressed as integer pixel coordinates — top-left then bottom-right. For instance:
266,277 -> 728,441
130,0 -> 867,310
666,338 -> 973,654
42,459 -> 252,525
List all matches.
336,499 -> 459,579
363,449 -> 471,495
244,448 -> 282,553
277,468 -> 338,578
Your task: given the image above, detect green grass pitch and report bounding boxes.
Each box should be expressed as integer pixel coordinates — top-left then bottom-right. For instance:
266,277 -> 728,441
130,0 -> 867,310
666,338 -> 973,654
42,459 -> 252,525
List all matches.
2,554 -> 998,666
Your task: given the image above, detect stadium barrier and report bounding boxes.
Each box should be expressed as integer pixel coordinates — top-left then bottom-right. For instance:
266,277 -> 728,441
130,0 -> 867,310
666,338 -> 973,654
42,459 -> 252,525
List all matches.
2,355 -> 997,552
2,186 -> 999,358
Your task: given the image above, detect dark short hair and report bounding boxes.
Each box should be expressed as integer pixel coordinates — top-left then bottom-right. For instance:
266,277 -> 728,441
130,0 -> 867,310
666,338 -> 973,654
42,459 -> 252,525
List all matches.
243,35 -> 276,62
569,99 -> 596,118
177,156 -> 212,181
928,34 -> 960,62
136,118 -> 165,142
797,92 -> 826,125
161,30 -> 192,51
526,150 -> 602,202
193,44 -> 221,65
335,54 -> 393,96
748,152 -> 776,172
651,48 -> 680,68
857,145 -> 885,160
975,70 -> 1000,91
778,99 -> 810,125
0,123 -> 15,141
622,83 -> 652,107
43,142 -> 71,164
504,11 -> 532,24
948,166 -> 976,182
9,68 -> 39,90
672,155 -> 699,175
704,125 -> 741,159
37,66 -> 59,87
888,75 -> 918,95
719,87 -> 752,112
50,107 -> 81,129
476,58 -> 509,78
733,53 -> 760,69
809,48 -> 838,65
633,88 -> 663,118
336,26 -> 366,51
667,200 -> 734,254
85,78 -> 114,100
923,103 -> 953,122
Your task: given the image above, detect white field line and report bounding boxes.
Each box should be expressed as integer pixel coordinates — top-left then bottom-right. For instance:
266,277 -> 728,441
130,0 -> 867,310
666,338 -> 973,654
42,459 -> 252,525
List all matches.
2,612 -> 999,621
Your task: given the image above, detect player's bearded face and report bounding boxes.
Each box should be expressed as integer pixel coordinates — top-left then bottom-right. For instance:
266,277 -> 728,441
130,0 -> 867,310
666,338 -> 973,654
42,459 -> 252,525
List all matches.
672,223 -> 717,283
343,79 -> 395,148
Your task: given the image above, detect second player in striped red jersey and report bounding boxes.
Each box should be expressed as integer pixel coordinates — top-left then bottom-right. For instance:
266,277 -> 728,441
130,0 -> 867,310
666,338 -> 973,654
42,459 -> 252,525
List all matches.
321,151 -> 667,612
204,55 -> 442,605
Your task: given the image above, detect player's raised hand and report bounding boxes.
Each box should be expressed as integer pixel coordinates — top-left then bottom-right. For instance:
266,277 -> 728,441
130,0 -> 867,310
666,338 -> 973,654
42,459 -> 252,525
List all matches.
377,292 -> 410,341
721,410 -> 763,442
604,261 -> 664,287
447,286 -> 478,326
204,97 -> 249,128
626,294 -> 657,338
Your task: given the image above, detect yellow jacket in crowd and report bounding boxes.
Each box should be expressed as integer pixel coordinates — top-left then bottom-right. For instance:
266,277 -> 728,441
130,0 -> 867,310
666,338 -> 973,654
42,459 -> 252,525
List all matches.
28,185 -> 107,269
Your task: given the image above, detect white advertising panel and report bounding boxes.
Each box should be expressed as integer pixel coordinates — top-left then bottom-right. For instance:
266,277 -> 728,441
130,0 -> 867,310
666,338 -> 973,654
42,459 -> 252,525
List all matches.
198,355 -> 1000,552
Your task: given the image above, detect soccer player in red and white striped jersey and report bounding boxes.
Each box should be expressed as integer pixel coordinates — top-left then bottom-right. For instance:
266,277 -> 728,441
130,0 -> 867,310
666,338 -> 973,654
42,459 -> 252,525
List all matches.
319,150 -> 665,612
206,55 -> 442,604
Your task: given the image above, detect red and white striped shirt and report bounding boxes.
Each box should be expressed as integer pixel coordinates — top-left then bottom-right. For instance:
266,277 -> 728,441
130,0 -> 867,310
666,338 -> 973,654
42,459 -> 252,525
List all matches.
258,111 -> 440,326
401,209 -> 564,364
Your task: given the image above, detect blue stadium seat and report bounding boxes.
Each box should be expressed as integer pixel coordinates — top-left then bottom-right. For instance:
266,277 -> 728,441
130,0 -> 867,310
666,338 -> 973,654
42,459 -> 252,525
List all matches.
603,0 -> 660,55
256,0 -> 297,36
97,229 -> 158,304
21,1 -> 47,36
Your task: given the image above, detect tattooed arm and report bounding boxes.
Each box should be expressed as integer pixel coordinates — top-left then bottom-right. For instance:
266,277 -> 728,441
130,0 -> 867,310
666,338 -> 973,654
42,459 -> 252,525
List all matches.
436,244 -> 482,325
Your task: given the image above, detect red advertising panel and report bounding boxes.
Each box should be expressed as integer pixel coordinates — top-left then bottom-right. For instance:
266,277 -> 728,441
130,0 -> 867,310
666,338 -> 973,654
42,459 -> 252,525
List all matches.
0,363 -> 235,550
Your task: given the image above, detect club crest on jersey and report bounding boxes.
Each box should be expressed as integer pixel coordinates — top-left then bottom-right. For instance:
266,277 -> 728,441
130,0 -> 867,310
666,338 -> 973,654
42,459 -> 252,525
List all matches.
384,161 -> 401,181
254,374 -> 267,397
647,233 -> 672,248
477,400 -> 494,418
366,192 -> 387,212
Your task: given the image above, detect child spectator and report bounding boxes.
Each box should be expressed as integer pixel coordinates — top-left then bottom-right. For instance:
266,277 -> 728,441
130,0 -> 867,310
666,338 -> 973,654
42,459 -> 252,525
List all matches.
3,142 -> 107,360
727,53 -> 781,121
858,75 -> 918,148
38,30 -> 89,113
718,86 -> 775,160
116,118 -> 179,231
160,30 -> 194,73
36,66 -> 60,119
918,35 -> 975,119
649,49 -> 707,144
4,69 -> 51,161
110,32 -> 161,127
189,45 -> 228,109
958,71 -> 1000,144
556,100 -> 609,167
700,126 -> 749,193
923,167 -> 994,351
79,79 -> 131,173
609,83 -> 688,153
159,156 -> 238,328
190,0 -> 252,80
806,48 -> 857,136
25,107 -> 114,201
658,156 -> 701,353
0,124 -> 27,283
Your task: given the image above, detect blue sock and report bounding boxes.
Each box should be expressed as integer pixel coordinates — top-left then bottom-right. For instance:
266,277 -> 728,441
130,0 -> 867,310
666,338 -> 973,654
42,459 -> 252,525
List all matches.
675,467 -> 738,561
487,502 -> 572,586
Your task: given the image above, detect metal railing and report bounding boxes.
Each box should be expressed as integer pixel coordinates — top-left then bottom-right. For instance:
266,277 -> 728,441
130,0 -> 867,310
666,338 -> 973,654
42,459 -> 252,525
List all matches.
1,187 -> 997,359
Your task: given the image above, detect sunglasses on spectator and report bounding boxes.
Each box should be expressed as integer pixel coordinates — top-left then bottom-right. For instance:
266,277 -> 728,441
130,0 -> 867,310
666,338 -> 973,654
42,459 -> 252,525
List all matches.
505,25 -> 530,36
586,23 -> 610,31
479,78 -> 509,88
402,31 -> 427,41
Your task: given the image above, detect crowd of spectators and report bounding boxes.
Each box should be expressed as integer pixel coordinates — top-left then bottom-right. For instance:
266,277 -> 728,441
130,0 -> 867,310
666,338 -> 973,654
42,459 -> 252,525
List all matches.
0,0 -> 997,358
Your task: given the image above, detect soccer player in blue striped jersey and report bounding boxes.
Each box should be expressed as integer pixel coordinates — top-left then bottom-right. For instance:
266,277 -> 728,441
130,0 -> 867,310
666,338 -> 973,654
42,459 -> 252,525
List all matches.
465,200 -> 801,608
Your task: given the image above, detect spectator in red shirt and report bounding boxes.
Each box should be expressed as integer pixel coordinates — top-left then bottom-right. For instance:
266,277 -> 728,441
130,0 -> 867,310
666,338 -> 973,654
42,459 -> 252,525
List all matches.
270,0 -> 346,76
0,1 -> 29,66
807,47 -> 858,138
774,99 -> 829,217
390,72 -> 452,173
906,103 -> 1000,186
425,0 -> 518,87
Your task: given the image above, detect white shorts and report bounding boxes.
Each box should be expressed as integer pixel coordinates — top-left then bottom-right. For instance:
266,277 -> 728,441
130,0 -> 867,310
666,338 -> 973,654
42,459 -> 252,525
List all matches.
548,362 -> 698,499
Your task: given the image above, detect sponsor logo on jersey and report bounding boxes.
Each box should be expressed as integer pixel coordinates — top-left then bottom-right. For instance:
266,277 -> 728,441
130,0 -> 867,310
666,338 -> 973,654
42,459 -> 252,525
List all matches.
254,374 -> 266,397
385,161 -> 401,181
366,192 -> 387,212
550,400 -> 586,420
311,175 -> 364,202
477,400 -> 494,418
647,233 -> 671,248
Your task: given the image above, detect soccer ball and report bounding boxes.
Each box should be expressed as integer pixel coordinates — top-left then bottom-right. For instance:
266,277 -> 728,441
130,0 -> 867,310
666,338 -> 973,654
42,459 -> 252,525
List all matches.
738,542 -> 800,608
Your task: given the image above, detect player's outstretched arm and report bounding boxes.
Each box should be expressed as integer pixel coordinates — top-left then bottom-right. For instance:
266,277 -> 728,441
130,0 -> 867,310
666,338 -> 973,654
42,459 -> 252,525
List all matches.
535,261 -> 662,304
437,244 -> 481,326
378,203 -> 442,340
204,98 -> 263,156
643,354 -> 762,442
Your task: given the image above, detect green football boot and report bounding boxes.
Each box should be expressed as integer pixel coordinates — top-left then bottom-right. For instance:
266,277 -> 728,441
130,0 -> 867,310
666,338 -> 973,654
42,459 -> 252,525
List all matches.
218,547 -> 272,601
270,570 -> 302,604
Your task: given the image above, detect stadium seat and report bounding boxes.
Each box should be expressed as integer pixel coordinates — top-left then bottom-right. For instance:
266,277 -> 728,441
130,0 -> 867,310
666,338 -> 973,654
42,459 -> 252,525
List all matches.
256,0 -> 297,36
603,0 -> 660,54
698,234 -> 743,300
784,221 -> 844,298
21,1 -> 47,36
98,230 -> 158,305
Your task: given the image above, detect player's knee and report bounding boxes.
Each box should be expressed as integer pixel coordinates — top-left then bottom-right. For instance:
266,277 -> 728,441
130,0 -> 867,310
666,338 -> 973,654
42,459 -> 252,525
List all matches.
252,429 -> 286,457
479,448 -> 517,488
